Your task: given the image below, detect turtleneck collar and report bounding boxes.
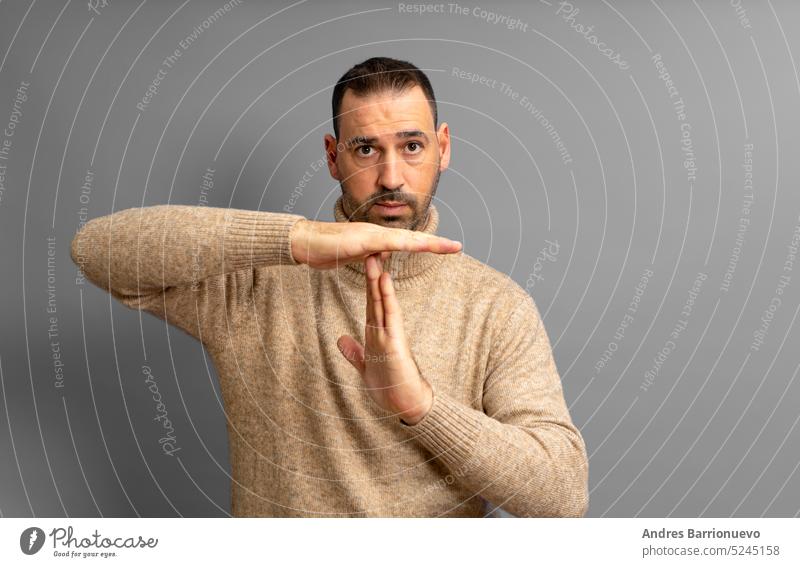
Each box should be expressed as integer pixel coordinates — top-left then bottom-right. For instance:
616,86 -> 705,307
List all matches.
332,195 -> 449,289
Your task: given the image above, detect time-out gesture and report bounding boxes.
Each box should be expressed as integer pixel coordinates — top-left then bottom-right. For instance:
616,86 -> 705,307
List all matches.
289,218 -> 461,269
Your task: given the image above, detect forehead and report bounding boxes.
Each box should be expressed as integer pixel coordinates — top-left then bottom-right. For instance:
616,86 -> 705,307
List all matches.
338,84 -> 434,138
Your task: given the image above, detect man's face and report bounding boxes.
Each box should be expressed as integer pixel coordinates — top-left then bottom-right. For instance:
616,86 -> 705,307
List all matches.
325,84 -> 450,230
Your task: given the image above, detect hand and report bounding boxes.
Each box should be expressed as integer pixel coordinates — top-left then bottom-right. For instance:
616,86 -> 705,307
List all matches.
337,254 -> 433,424
289,218 -> 461,270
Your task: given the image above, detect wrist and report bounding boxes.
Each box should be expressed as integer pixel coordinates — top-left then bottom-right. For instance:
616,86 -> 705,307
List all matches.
289,218 -> 309,264
398,380 -> 433,425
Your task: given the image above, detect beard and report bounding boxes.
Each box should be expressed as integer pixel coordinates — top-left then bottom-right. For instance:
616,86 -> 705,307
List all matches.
340,167 -> 441,231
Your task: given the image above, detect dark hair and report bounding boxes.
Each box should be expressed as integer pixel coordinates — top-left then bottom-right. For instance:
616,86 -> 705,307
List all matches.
331,57 -> 437,140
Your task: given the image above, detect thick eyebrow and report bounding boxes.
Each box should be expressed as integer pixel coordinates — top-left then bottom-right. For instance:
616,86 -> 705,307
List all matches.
343,130 -> 430,148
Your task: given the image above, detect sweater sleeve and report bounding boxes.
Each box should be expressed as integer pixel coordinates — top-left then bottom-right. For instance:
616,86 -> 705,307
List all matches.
70,204 -> 305,344
398,289 -> 589,518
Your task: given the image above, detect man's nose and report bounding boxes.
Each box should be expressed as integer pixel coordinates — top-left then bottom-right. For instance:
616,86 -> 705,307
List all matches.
377,151 -> 404,190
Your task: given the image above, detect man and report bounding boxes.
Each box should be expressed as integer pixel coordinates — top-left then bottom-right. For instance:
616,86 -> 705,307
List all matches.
70,56 -> 589,517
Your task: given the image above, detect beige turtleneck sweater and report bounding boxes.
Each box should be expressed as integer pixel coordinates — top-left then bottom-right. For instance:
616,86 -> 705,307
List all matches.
70,196 -> 589,517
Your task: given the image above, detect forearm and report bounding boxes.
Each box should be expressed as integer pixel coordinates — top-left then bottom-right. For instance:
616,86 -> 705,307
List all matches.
399,387 -> 589,518
70,204 -> 304,296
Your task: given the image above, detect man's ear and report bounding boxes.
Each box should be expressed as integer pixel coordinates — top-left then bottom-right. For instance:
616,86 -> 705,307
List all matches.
436,122 -> 451,171
324,133 -> 342,181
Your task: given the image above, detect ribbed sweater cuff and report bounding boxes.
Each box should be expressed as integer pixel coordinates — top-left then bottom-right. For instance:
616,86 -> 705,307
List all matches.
399,387 -> 484,470
223,210 -> 305,271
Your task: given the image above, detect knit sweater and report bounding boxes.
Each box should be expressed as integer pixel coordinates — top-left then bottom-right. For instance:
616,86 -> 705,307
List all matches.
70,196 -> 589,517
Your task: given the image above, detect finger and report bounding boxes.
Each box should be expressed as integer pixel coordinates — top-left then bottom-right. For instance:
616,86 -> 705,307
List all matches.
337,335 -> 365,375
384,231 -> 462,255
420,234 -> 462,254
364,256 -> 375,328
365,254 -> 384,331
379,271 -> 403,340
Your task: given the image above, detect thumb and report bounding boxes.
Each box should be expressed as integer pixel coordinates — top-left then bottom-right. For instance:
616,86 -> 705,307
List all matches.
337,335 -> 365,374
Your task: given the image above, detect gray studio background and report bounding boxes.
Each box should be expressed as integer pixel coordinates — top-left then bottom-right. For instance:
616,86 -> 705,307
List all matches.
1,0 -> 798,517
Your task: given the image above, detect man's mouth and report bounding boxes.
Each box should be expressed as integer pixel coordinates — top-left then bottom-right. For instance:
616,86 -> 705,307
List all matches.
374,201 -> 408,211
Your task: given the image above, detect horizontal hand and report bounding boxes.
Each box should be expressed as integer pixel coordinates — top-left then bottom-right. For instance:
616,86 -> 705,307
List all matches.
290,218 -> 461,270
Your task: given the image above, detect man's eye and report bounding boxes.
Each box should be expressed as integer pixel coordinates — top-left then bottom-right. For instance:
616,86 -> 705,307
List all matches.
407,142 -> 423,153
357,146 -> 374,156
